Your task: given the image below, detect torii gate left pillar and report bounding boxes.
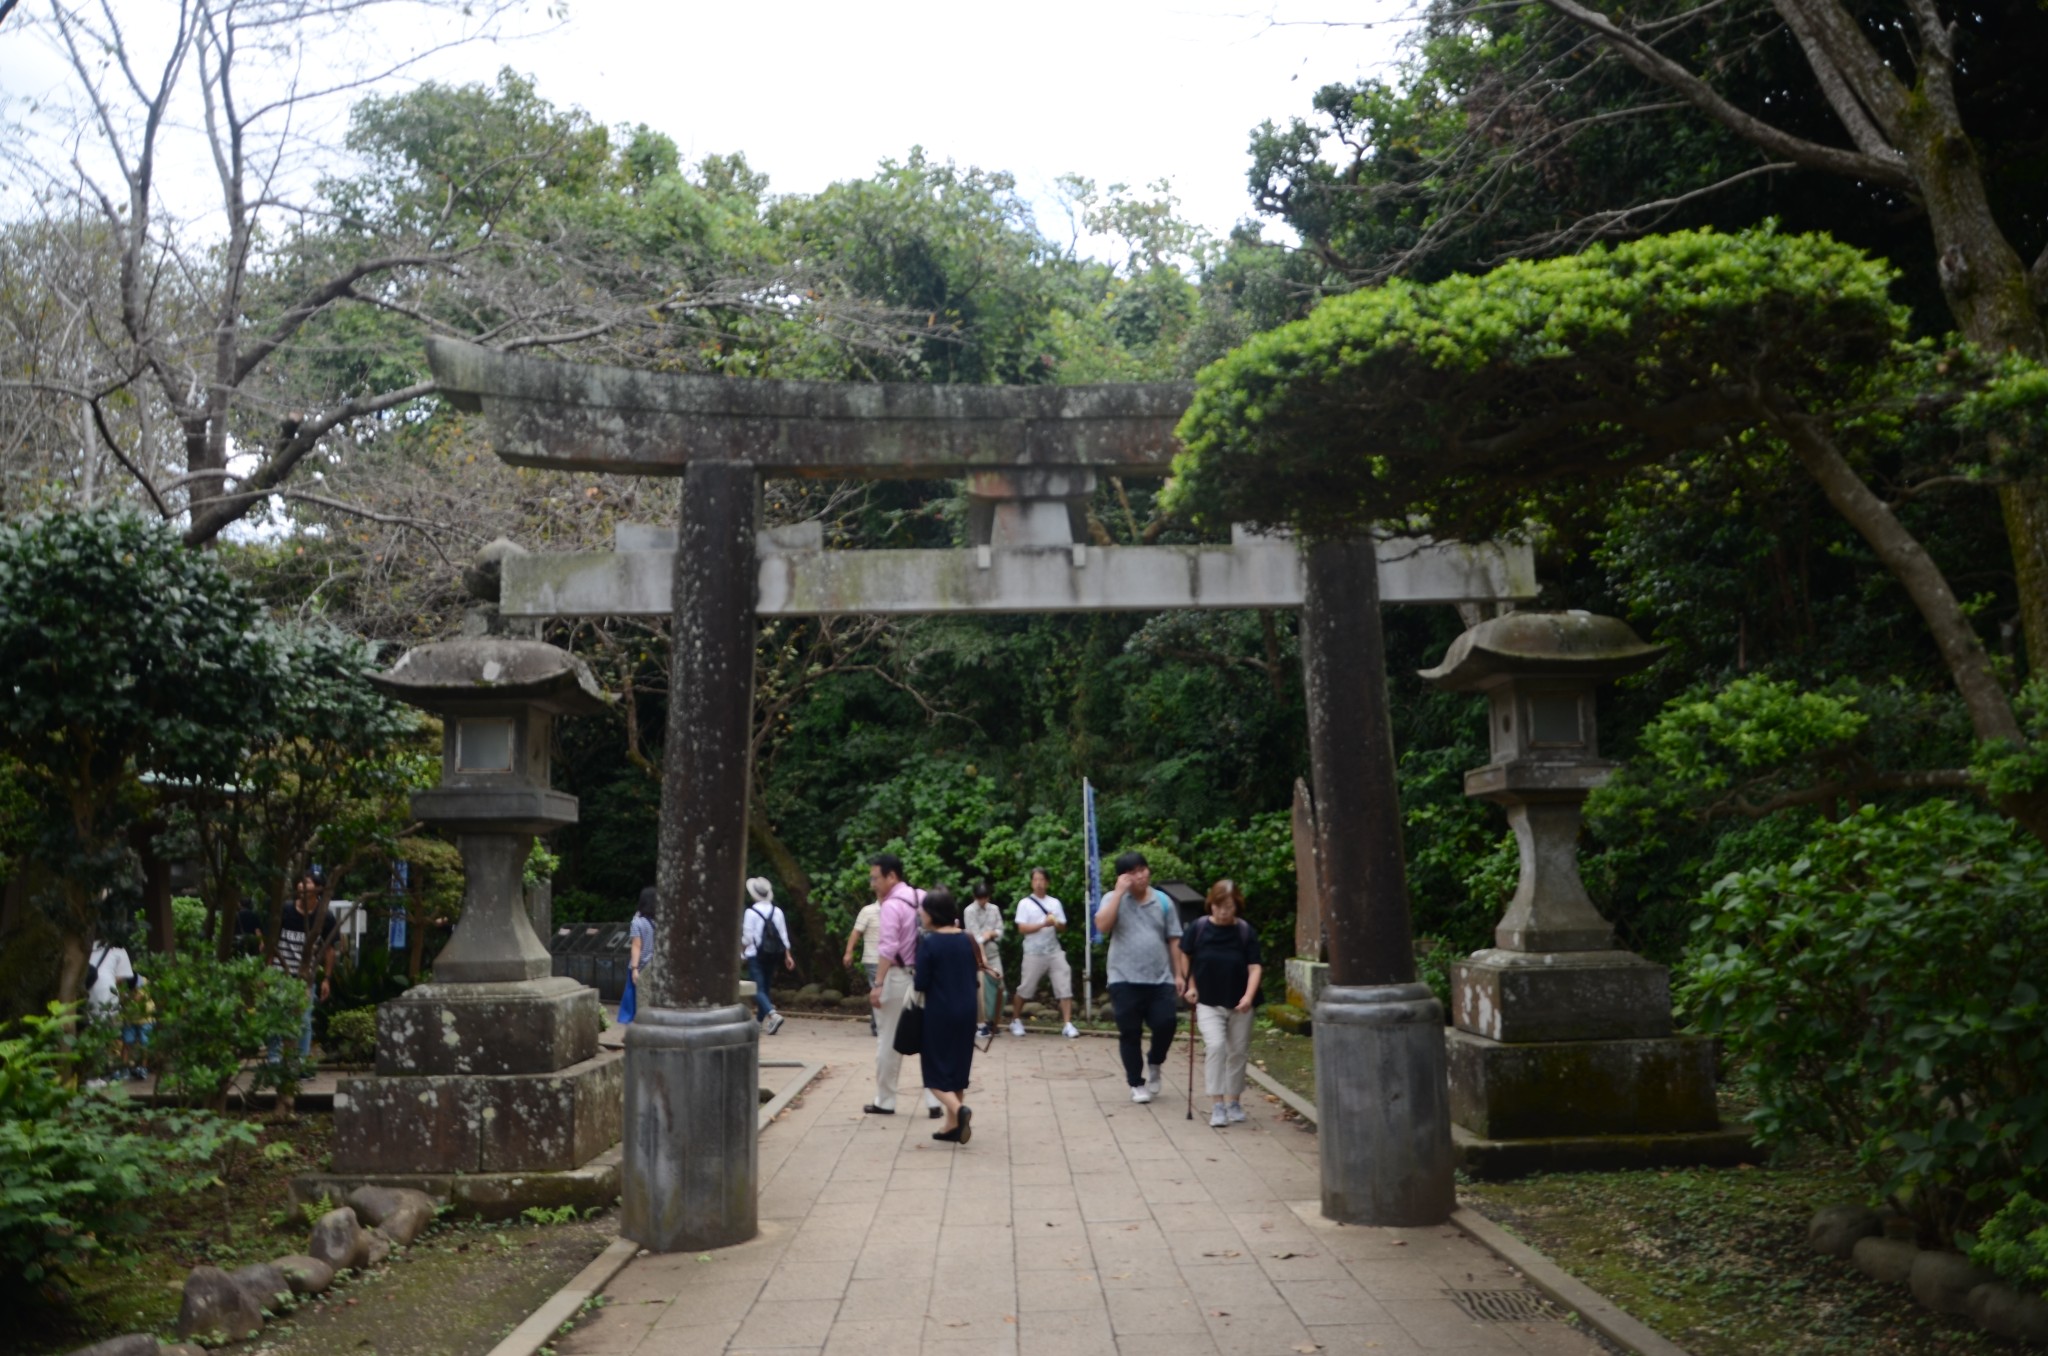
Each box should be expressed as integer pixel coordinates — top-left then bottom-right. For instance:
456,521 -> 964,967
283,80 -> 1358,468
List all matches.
426,339 -> 1533,1251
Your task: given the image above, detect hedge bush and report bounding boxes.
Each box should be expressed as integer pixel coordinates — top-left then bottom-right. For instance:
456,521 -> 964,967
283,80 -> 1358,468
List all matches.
1679,801 -> 2048,1245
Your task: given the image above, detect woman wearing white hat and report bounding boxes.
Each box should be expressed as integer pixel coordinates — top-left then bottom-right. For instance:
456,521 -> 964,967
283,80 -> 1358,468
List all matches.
742,878 -> 796,1034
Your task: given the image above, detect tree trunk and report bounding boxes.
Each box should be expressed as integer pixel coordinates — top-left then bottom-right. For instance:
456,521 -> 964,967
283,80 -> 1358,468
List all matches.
1891,81 -> 2048,677
131,819 -> 175,957
1771,399 -> 2048,845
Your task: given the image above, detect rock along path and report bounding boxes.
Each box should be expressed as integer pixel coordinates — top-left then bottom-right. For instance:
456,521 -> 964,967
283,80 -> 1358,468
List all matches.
558,1015 -> 1603,1356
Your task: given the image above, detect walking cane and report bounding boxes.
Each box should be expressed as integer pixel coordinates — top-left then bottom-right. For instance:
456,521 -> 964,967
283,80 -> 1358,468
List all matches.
1185,991 -> 1196,1121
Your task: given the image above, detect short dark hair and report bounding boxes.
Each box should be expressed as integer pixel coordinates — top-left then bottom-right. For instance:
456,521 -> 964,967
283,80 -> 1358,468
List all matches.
1029,866 -> 1050,884
868,852 -> 905,881
921,886 -> 960,927
1113,850 -> 1148,875
637,886 -> 658,917
971,877 -> 992,899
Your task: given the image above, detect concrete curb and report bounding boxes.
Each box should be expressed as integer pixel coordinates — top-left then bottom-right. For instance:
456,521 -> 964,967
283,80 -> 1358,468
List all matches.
758,1058 -> 825,1129
487,1056 -> 827,1356
1241,1063 -> 1693,1356
1450,1207 -> 1694,1356
483,1235 -> 638,1356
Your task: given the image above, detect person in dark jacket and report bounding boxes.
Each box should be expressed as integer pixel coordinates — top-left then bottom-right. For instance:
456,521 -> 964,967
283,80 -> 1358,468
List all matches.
1180,878 -> 1264,1127
914,887 -> 983,1144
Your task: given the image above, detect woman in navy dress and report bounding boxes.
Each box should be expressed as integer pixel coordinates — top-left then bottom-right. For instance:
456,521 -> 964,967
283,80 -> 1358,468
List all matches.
915,887 -> 983,1144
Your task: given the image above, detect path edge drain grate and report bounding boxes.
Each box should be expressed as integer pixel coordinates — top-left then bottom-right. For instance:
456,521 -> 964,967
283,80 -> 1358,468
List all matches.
1447,1288 -> 1568,1323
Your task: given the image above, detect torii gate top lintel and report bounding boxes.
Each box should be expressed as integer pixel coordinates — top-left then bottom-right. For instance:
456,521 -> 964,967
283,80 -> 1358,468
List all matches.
426,338 -> 1191,478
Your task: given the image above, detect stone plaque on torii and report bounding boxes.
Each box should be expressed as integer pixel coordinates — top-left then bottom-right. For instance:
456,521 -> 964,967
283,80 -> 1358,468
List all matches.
426,338 -> 1536,1250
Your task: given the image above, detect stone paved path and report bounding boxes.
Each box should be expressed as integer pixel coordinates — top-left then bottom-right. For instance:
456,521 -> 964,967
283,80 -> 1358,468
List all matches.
559,1016 -> 1604,1356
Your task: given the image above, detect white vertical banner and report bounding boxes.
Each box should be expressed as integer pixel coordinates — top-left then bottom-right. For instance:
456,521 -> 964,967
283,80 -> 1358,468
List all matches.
1083,777 -> 1101,1022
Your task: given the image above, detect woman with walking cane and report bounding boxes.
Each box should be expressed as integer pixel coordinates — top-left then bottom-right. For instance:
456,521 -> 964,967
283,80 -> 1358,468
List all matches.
1179,879 -> 1264,1127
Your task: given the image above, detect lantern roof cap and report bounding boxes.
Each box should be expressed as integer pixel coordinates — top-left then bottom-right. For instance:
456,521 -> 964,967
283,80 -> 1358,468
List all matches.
1419,610 -> 1662,690
369,636 -> 610,715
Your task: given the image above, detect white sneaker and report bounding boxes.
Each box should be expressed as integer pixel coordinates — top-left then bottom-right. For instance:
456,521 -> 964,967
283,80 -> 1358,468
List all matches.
1009,1019 -> 1026,1037
1062,1023 -> 1080,1039
1131,1086 -> 1154,1104
763,1011 -> 784,1034
1226,1102 -> 1248,1123
1210,1104 -> 1228,1127
1145,1064 -> 1163,1095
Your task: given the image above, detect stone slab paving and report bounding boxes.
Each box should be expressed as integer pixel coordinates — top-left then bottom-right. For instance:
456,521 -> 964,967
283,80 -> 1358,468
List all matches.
559,1016 -> 1605,1356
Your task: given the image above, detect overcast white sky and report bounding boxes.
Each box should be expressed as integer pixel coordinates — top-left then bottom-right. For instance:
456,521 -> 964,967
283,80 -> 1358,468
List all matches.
0,0 -> 1414,254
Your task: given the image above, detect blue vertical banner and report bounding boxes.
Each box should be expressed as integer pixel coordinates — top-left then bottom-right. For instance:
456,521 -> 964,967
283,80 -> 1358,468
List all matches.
1083,778 -> 1102,941
1082,777 -> 1101,1020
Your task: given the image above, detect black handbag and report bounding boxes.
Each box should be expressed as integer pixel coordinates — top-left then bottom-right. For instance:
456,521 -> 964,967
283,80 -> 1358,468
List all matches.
892,994 -> 924,1056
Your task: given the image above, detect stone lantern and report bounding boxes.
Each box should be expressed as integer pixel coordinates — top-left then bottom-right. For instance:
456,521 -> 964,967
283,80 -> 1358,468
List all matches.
302,632 -> 625,1216
1421,612 -> 1751,1174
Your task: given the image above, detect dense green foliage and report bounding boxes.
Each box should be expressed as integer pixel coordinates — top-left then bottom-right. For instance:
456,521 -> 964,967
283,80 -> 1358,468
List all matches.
0,510 -> 277,954
0,1007 -> 255,1297
137,954 -> 316,1107
1680,802 -> 2048,1244
1168,227 -> 1994,539
1970,1192 -> 2048,1290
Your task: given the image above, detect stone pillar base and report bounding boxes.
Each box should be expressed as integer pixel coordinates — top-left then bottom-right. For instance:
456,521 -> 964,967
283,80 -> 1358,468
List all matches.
1313,984 -> 1454,1227
1447,1028 -> 1718,1139
622,1004 -> 760,1253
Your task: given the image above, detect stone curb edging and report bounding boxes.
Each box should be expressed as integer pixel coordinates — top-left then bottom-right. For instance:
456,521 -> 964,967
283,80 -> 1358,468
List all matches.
482,1236 -> 639,1356
758,1058 -> 825,1129
484,1057 -> 827,1356
1450,1206 -> 1694,1356
1246,1062 -> 1320,1124
1242,1064 -> 1692,1356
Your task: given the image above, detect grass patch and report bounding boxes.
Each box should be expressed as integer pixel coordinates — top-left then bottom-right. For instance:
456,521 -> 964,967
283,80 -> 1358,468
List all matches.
1239,1024 -> 2013,1354
1248,1021 -> 1315,1102
1462,1159 -> 2010,1355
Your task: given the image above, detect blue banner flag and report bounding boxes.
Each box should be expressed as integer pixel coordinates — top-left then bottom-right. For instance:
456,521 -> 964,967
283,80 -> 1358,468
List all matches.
1084,778 -> 1102,945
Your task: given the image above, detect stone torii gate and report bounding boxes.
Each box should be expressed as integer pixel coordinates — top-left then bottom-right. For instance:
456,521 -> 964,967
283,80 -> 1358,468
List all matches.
425,338 -> 1536,1252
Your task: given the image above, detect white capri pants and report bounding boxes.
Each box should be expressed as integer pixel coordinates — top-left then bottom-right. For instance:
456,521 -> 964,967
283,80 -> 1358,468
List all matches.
1195,1003 -> 1254,1099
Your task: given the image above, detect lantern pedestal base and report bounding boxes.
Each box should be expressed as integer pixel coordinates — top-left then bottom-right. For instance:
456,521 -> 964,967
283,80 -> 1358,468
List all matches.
1312,984 -> 1455,1227
621,1004 -> 760,1253
1450,949 -> 1671,1044
293,1140 -> 623,1221
329,1046 -> 623,1176
1446,1028 -> 1719,1140
374,976 -> 601,1077
1452,1122 -> 1761,1179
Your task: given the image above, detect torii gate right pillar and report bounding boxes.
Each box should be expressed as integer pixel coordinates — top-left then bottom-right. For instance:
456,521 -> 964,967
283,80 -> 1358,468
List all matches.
1300,538 -> 1455,1225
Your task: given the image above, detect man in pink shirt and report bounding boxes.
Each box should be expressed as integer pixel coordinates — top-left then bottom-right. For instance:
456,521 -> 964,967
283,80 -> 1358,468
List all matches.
865,853 -> 932,1115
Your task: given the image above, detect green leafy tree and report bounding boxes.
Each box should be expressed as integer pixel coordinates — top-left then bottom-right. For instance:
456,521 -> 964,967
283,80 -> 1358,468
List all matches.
1171,227 -> 2048,844
1250,0 -> 2048,674
0,510 -> 279,1000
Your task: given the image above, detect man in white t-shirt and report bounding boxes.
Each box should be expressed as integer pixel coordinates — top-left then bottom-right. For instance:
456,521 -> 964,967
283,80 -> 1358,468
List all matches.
86,939 -> 134,1020
1010,867 -> 1078,1038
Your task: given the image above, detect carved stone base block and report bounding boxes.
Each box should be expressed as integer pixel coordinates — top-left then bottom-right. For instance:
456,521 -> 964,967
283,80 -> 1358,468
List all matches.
621,1004 -> 760,1253
332,1048 -> 623,1174
1284,957 -> 1329,1012
1451,949 -> 1671,1044
1447,1028 -> 1719,1140
375,976 -> 600,1077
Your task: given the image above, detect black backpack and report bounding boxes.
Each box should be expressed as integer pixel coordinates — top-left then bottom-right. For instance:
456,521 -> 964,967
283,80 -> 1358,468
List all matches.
751,906 -> 787,970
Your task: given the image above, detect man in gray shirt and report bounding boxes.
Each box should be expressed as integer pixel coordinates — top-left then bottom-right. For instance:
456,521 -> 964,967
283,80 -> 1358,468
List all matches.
1093,850 -> 1186,1103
